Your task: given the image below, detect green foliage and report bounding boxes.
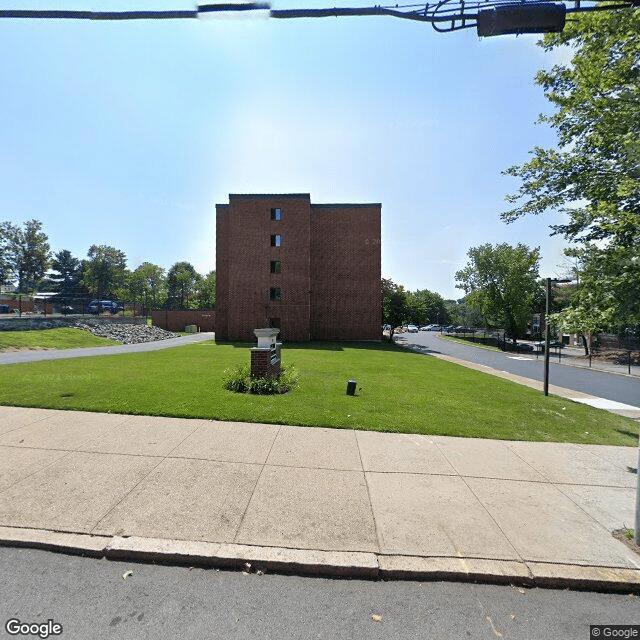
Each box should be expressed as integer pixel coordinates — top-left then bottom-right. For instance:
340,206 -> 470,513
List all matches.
167,261 -> 200,309
197,270 -> 216,309
50,250 -> 84,303
381,278 -> 408,336
405,289 -> 449,326
445,297 -> 484,327
222,362 -> 299,395
83,244 -> 128,300
502,9 -> 640,331
0,219 -> 51,292
127,262 -> 166,309
455,243 -> 541,339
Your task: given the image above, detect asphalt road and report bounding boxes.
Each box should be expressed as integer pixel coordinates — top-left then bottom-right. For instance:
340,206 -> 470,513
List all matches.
2,547 -> 639,640
398,331 -> 640,408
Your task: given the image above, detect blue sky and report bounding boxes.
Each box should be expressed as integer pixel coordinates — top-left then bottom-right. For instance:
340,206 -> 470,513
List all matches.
0,0 -> 571,299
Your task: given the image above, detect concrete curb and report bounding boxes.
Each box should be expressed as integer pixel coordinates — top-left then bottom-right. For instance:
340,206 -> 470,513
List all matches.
2,526 -> 639,592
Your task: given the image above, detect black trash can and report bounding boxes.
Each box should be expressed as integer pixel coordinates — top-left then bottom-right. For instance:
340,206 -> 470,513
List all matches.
346,379 -> 357,396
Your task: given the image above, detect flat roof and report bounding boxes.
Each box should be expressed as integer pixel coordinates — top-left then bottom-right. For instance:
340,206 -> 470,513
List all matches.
311,203 -> 381,209
228,193 -> 311,200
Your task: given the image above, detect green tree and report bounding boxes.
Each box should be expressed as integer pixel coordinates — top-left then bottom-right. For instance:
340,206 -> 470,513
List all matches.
167,262 -> 201,309
502,9 -> 640,331
455,243 -> 541,340
0,219 -> 51,292
0,222 -> 18,287
446,297 -> 485,328
197,270 -> 216,309
127,262 -> 166,311
405,289 -> 449,327
49,250 -> 84,304
83,245 -> 127,300
381,278 -> 408,340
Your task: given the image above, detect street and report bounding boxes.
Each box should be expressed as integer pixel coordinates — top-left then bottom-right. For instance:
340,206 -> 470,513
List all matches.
398,331 -> 640,408
1,547 -> 639,640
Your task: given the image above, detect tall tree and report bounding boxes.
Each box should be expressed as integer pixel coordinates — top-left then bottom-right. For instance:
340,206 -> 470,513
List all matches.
127,262 -> 166,310
455,243 -> 541,340
83,245 -> 127,299
0,222 -> 18,287
502,9 -> 640,331
197,270 -> 216,309
381,277 -> 408,340
50,249 -> 84,303
405,288 -> 449,327
166,262 -> 200,309
0,219 -> 51,292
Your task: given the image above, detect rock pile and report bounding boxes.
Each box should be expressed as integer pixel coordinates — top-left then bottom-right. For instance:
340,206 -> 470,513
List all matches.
74,322 -> 179,344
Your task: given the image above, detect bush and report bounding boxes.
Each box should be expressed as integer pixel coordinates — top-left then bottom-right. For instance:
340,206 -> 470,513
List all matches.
222,363 -> 299,395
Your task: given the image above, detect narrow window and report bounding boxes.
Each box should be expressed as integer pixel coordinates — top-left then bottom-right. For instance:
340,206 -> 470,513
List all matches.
270,260 -> 281,274
270,234 -> 282,247
270,287 -> 282,301
271,207 -> 282,221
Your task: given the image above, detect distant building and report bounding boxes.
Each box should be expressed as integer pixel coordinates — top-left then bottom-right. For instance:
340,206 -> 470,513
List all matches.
215,193 -> 381,341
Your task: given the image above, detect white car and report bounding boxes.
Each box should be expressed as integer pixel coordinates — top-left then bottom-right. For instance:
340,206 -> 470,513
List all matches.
407,325 -> 419,333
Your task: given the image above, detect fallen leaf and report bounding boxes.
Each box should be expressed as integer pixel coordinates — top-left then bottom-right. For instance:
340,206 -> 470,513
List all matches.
371,614 -> 382,623
122,570 -> 133,580
509,614 -> 516,620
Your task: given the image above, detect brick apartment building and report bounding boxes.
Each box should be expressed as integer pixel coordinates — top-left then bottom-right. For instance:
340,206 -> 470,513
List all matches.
215,193 -> 381,341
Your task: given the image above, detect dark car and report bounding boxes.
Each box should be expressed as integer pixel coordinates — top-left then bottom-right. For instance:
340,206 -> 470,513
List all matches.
0,304 -> 10,314
515,342 -> 534,352
87,300 -> 120,314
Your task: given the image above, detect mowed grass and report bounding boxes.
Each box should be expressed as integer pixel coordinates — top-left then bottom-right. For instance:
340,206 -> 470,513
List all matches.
0,340 -> 636,446
0,327 -> 120,350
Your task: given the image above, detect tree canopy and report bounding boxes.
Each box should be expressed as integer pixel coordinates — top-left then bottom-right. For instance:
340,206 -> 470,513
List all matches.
83,244 -> 128,299
502,9 -> 640,331
0,219 -> 51,292
455,243 -> 541,339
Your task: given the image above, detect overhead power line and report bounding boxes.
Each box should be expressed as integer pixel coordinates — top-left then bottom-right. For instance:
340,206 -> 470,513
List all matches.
0,1 -> 637,36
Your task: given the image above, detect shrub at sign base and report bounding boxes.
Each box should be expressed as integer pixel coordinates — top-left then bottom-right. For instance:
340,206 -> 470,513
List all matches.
222,363 -> 299,395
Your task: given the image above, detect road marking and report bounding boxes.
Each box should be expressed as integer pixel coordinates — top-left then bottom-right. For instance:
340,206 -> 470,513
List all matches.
507,356 -> 534,361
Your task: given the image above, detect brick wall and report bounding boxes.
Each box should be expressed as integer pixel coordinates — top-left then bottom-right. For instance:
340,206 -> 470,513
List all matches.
151,310 -> 215,332
216,194 -> 311,341
216,194 -> 381,342
310,204 -> 382,341
250,348 -> 282,378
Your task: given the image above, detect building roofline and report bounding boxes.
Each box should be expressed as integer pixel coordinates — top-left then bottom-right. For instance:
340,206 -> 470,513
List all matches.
311,203 -> 381,209
228,193 -> 311,200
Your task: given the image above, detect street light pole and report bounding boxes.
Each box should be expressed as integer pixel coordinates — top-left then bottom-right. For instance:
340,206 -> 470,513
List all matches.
543,277 -> 570,397
544,277 -> 551,396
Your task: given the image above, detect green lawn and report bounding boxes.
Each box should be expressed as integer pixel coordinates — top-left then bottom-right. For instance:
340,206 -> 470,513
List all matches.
0,327 -> 120,350
0,339 -> 636,446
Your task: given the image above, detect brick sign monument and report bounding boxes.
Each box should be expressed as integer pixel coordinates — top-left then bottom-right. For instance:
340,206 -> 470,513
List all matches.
251,328 -> 281,378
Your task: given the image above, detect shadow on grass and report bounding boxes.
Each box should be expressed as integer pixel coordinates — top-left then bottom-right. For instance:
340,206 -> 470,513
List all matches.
214,340 -> 410,353
614,427 -> 640,440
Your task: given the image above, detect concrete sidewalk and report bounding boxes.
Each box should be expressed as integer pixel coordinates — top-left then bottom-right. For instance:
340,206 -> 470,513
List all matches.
1,406 -> 639,590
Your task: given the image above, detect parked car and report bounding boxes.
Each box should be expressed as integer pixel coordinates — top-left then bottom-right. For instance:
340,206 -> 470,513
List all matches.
60,305 -> 74,315
87,300 -> 120,314
515,342 -> 535,352
406,325 -> 419,333
0,304 -> 10,314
